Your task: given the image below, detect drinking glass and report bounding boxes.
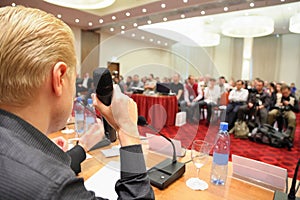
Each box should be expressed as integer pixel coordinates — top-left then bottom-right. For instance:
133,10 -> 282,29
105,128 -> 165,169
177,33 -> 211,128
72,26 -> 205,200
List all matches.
186,140 -> 211,190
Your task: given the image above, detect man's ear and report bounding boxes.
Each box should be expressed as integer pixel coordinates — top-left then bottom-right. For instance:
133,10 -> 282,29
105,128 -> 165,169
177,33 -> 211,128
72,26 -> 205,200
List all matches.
52,62 -> 68,97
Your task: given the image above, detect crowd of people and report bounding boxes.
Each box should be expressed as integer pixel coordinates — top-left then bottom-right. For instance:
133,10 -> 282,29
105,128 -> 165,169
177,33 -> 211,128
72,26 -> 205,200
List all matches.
75,71 -> 299,147
121,73 -> 299,147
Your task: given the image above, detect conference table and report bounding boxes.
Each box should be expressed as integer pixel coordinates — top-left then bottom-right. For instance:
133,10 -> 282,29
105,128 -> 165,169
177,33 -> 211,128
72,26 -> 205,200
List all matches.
129,94 -> 178,129
48,130 -> 288,200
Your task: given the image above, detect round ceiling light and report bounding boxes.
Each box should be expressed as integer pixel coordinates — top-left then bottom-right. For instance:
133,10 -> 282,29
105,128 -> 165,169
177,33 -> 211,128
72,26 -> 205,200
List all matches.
189,32 -> 220,47
222,16 -> 274,38
289,13 -> 300,33
44,0 -> 115,10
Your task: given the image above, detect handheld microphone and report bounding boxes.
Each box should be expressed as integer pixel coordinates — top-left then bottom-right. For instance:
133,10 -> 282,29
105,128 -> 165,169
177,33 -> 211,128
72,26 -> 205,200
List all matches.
93,68 -> 117,142
138,116 -> 185,190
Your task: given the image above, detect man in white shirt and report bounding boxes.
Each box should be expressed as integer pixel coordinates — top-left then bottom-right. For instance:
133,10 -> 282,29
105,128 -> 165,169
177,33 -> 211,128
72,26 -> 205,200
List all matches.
199,78 -> 220,125
82,73 -> 93,90
225,80 -> 249,129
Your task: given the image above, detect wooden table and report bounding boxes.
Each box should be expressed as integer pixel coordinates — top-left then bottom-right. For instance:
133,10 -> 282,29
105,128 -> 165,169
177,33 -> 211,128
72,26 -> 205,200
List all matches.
49,130 -> 290,200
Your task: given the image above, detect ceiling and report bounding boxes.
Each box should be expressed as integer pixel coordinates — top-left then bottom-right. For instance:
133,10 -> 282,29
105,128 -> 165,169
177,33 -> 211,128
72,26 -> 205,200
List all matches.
1,0 -> 300,46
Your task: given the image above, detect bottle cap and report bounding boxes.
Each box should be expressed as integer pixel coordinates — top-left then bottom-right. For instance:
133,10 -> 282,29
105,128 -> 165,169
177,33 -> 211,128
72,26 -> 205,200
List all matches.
77,97 -> 82,102
220,122 -> 228,131
87,98 -> 93,105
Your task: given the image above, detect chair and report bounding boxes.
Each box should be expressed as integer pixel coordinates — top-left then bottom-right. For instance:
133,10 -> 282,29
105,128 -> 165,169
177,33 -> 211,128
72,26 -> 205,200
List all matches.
212,92 -> 229,122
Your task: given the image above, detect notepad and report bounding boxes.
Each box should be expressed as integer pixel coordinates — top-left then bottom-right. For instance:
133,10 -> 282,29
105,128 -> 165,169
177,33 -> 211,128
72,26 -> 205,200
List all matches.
100,146 -> 120,158
84,161 -> 120,200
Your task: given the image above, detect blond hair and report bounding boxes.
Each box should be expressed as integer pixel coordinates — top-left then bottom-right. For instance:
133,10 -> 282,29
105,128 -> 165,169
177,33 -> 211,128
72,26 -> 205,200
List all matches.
0,6 -> 76,106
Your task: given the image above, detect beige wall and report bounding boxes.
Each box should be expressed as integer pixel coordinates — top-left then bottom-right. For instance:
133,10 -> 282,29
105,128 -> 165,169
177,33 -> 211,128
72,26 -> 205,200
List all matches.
278,34 -> 300,88
81,31 -> 100,77
76,30 -> 300,88
70,26 -> 81,75
99,32 -> 178,79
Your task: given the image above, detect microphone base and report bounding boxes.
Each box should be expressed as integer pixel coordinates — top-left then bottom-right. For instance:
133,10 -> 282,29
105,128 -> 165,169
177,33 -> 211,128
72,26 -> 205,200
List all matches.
147,158 -> 185,190
273,190 -> 300,200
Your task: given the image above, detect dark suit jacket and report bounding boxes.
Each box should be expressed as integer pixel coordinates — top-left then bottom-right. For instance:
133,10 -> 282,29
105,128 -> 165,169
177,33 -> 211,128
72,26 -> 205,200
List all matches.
0,109 -> 154,200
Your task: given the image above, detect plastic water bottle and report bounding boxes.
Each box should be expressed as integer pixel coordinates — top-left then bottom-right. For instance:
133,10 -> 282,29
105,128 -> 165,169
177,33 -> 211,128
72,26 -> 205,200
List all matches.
210,122 -> 230,185
74,97 -> 85,135
85,98 -> 96,130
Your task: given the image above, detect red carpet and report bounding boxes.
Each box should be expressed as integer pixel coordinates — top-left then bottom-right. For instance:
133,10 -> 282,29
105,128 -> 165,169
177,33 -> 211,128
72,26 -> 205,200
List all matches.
139,112 -> 300,178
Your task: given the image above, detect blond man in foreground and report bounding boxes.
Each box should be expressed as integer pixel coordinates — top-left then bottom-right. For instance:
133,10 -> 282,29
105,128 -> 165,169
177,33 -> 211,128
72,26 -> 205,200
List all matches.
0,6 -> 154,199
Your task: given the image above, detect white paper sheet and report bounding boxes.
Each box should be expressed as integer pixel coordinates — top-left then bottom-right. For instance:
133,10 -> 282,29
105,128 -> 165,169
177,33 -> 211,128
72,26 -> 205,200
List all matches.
84,161 -> 120,200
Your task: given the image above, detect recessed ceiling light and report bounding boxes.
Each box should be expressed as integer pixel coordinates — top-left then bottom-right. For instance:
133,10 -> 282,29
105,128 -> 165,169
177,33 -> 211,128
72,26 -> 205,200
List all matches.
75,18 -> 80,23
250,2 -> 255,7
131,33 -> 135,37
183,0 -> 188,3
110,27 -> 114,32
99,19 -> 104,23
43,0 -> 115,10
181,14 -> 185,18
88,22 -> 93,26
224,7 -> 228,11
165,42 -> 168,46
149,38 -> 154,42
141,36 -> 145,40
157,41 -> 161,44
57,14 -> 62,18
121,30 -> 125,34
125,12 -> 130,17
112,16 -> 116,20
133,23 -> 138,27
163,17 -> 168,22
276,34 -> 280,38
11,3 -> 16,7
142,8 -> 147,13
121,25 -> 125,29
161,3 -> 166,8
147,20 -> 152,24
201,11 -> 205,15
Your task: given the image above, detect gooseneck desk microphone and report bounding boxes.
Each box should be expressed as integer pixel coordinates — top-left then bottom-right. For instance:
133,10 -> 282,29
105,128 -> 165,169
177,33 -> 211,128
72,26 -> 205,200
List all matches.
137,116 -> 185,190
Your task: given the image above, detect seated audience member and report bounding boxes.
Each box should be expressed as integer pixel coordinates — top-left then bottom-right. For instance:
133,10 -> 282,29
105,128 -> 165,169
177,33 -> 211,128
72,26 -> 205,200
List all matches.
162,77 -> 169,83
218,76 -> 230,94
0,6 -> 154,200
182,75 -> 203,123
113,76 -> 125,93
76,74 -> 85,95
169,73 -> 184,103
125,75 -> 132,92
82,73 -> 93,90
269,82 -> 282,110
225,80 -> 249,129
290,82 -> 297,96
118,75 -> 126,91
266,82 -> 276,96
199,78 -> 220,125
155,76 -> 160,83
237,79 -> 271,125
144,74 -> 157,93
128,74 -> 144,92
267,84 -> 299,144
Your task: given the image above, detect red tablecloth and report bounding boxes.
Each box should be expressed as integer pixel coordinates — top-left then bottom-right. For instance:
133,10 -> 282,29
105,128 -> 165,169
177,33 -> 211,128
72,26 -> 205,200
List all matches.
130,94 -> 178,129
